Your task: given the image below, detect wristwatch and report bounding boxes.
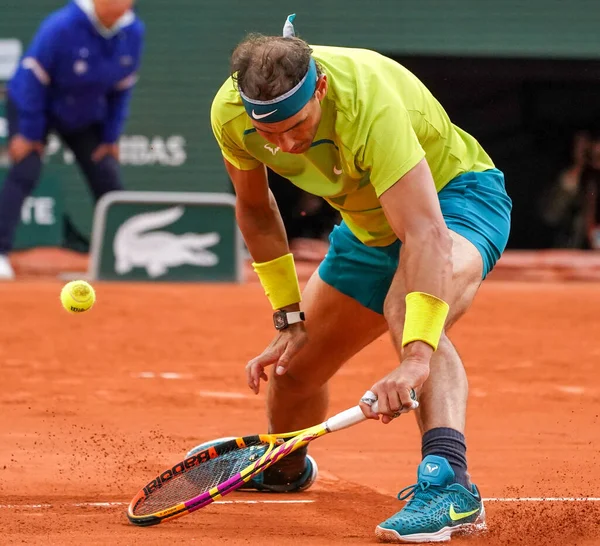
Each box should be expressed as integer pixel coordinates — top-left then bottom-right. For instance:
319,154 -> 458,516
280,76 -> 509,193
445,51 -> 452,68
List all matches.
273,310 -> 305,330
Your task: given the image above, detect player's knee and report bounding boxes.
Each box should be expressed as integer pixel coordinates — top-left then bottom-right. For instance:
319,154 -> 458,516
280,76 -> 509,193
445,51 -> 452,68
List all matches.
9,153 -> 42,194
271,368 -> 323,398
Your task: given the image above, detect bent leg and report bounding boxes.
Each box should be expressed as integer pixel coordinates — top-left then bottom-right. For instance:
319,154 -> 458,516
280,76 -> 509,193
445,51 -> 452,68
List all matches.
60,126 -> 123,200
414,231 -> 483,435
260,268 -> 387,486
267,269 -> 388,433
382,229 -> 483,492
383,230 -> 482,434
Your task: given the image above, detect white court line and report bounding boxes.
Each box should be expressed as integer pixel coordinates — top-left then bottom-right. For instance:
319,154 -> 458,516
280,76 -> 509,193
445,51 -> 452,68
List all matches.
159,372 -> 189,380
215,500 -> 314,504
484,497 -> 600,502
556,386 -> 585,394
133,372 -> 191,380
0,500 -> 314,509
198,390 -> 254,400
0,504 -> 52,509
76,500 -> 315,507
2,498 -> 599,509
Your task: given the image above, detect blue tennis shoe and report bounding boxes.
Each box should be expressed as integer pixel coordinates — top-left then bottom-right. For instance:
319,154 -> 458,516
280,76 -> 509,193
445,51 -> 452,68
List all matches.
186,437 -> 318,493
376,455 -> 486,543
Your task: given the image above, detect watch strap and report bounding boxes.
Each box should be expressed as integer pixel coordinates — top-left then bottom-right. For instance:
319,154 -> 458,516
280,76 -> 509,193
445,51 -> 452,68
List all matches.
285,311 -> 305,325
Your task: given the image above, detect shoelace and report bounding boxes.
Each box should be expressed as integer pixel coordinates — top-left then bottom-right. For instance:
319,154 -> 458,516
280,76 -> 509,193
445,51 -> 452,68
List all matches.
397,481 -> 447,512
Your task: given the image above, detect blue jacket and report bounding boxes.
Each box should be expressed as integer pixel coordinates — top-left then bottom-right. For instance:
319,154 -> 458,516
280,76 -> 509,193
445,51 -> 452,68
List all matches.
8,0 -> 145,143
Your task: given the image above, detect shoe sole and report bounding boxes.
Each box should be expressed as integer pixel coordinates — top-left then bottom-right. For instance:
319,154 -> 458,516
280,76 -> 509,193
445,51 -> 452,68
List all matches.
375,507 -> 486,543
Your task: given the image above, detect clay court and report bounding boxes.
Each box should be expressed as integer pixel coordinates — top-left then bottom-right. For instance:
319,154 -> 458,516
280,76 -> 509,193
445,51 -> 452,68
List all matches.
1,251 -> 599,545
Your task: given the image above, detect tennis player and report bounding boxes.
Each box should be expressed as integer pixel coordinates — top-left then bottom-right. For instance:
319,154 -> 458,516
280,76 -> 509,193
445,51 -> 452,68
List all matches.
189,14 -> 511,543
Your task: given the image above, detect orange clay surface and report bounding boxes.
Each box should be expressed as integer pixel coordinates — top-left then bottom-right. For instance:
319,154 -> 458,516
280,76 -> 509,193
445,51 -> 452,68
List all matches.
0,274 -> 599,545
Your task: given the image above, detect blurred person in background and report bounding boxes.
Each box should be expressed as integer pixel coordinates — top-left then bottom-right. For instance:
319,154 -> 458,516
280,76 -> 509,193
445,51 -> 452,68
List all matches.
582,130 -> 600,249
539,130 -> 589,248
539,129 -> 600,249
0,0 -> 144,279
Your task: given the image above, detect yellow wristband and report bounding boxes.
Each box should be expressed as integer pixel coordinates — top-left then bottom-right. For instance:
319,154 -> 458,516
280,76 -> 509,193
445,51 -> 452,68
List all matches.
252,253 -> 302,310
402,292 -> 450,351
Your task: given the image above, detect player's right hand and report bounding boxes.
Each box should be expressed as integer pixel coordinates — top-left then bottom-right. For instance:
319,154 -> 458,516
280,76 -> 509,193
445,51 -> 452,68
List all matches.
9,135 -> 44,162
245,324 -> 308,394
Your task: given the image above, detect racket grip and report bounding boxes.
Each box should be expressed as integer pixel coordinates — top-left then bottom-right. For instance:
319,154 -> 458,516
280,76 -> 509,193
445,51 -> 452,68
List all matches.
325,401 -> 381,432
325,397 -> 416,433
325,405 -> 368,432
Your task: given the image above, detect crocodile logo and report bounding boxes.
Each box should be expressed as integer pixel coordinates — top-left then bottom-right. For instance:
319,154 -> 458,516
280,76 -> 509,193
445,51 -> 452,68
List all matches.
113,206 -> 220,278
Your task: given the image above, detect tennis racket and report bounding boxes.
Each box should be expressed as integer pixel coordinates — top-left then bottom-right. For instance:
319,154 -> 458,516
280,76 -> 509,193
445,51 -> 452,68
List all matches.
127,396 -> 415,527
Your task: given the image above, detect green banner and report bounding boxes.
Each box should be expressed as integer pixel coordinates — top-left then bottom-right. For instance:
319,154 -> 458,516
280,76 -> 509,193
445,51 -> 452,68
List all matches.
89,192 -> 243,282
12,171 -> 64,249
3,1 -> 599,245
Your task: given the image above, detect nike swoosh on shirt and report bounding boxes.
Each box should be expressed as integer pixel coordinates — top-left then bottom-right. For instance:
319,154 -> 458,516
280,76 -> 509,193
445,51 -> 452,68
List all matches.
252,109 -> 278,120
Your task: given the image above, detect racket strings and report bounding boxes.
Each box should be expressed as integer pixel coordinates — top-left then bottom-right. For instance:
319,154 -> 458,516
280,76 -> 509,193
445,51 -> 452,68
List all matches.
134,442 -> 270,515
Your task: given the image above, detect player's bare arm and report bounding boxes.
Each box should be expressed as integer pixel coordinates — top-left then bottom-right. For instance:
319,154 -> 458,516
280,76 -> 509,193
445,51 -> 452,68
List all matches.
224,158 -> 307,393
361,158 -> 453,423
224,159 -> 290,262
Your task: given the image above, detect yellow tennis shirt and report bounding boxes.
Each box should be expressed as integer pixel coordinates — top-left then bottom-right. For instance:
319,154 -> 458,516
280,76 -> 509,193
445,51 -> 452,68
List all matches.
211,45 -> 495,246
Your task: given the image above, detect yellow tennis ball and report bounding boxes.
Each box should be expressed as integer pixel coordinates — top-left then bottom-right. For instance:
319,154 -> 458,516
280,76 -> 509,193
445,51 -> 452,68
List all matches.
60,280 -> 96,314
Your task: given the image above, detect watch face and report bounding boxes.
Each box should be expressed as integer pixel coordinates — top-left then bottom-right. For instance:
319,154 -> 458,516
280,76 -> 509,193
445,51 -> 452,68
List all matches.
273,312 -> 287,330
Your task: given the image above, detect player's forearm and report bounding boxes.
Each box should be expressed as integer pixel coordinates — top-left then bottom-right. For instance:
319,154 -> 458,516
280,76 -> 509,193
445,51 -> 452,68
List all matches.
385,226 -> 453,358
236,189 -> 290,264
237,192 -> 302,312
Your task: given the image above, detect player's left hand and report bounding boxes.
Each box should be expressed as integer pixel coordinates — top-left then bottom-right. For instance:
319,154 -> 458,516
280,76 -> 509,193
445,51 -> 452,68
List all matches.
245,323 -> 308,395
360,342 -> 432,423
92,143 -> 120,162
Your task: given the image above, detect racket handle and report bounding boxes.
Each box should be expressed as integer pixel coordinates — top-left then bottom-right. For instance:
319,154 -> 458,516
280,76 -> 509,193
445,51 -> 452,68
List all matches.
325,405 -> 368,432
325,401 -> 380,432
325,396 -> 418,433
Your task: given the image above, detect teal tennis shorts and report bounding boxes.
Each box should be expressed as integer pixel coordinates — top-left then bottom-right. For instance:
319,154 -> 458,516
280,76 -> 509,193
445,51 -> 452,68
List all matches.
318,168 -> 512,314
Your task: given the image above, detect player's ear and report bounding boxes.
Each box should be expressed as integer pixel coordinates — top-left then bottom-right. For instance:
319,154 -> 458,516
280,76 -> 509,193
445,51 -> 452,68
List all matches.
314,74 -> 328,101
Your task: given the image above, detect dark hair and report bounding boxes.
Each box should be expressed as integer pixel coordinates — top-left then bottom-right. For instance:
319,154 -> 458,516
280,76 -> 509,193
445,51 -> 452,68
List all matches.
230,34 -> 321,101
